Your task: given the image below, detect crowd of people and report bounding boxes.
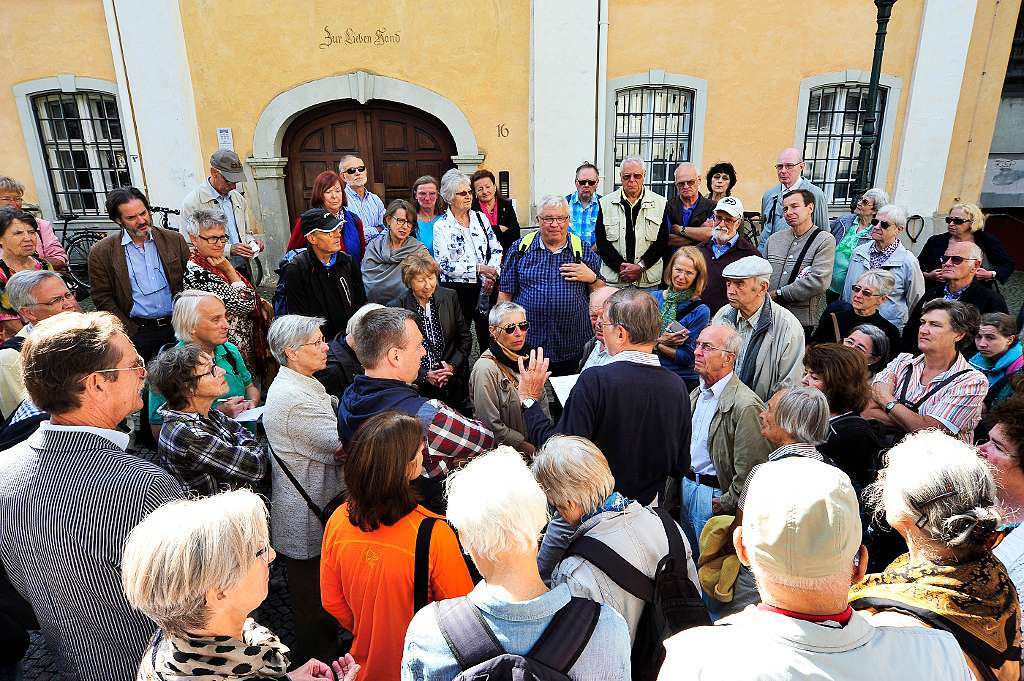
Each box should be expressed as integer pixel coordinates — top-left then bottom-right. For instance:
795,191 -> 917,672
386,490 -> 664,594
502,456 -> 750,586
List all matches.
0,145 -> 1023,681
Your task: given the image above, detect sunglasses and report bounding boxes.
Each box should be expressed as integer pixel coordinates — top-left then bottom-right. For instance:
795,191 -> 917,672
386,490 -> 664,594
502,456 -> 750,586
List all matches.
621,173 -> 644,180
870,219 -> 895,229
453,190 -> 473,198
497,321 -> 530,334
851,285 -> 880,297
945,216 -> 972,226
576,179 -> 597,186
343,165 -> 367,174
939,254 -> 979,266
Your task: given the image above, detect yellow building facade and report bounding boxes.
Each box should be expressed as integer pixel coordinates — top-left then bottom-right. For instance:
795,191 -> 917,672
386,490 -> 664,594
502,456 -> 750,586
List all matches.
3,0 -> 1020,269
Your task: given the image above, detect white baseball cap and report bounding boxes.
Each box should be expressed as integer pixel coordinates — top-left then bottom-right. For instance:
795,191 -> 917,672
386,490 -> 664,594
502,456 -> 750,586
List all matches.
714,195 -> 744,219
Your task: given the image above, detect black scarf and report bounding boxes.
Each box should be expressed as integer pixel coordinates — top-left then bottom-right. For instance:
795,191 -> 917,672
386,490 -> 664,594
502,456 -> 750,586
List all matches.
487,338 -> 533,374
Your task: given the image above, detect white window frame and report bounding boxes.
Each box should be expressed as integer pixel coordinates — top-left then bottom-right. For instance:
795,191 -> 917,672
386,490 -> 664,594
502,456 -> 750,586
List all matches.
794,70 -> 902,210
13,75 -> 138,227
604,70 -> 707,195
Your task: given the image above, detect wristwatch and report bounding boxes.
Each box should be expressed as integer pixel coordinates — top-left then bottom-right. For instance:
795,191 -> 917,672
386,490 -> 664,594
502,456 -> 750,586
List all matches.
884,399 -> 898,413
521,398 -> 536,410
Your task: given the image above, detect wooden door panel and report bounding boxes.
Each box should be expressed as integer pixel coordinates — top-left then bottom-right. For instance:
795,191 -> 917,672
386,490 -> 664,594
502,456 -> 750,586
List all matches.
414,129 -> 441,152
330,121 -> 360,152
379,121 -> 408,152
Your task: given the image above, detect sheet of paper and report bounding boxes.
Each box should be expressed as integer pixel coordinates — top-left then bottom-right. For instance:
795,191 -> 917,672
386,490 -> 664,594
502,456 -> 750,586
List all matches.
549,374 -> 579,405
234,405 -> 265,422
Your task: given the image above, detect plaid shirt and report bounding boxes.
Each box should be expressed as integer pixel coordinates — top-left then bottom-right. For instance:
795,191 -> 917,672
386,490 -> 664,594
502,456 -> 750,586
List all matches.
567,191 -> 602,245
874,352 -> 987,442
158,407 -> 268,496
422,400 -> 495,479
499,235 -> 603,363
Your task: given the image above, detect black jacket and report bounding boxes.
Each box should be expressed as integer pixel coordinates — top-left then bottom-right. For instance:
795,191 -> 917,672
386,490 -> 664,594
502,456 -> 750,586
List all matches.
315,334 -> 363,401
818,414 -> 880,491
473,196 -> 520,252
811,301 -> 901,364
663,193 -> 716,242
918,231 -> 1015,284
0,555 -> 37,664
901,280 -> 1009,355
394,287 -> 472,374
282,249 -> 366,341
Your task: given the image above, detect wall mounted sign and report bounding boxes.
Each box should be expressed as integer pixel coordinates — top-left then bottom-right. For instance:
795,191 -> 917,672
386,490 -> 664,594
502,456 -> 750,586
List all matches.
217,128 -> 234,151
320,26 -> 401,49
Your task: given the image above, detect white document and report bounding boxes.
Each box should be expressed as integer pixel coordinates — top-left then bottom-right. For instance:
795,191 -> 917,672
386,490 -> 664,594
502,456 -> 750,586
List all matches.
234,405 -> 265,422
549,374 -> 579,405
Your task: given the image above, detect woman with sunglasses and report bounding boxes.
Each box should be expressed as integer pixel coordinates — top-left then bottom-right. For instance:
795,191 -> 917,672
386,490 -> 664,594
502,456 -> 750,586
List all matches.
471,169 -> 520,253
395,251 -> 472,411
827,187 -> 889,304
919,203 -> 1014,285
841,203 -> 925,331
361,199 -> 428,304
812,268 -> 901,353
469,301 -> 549,456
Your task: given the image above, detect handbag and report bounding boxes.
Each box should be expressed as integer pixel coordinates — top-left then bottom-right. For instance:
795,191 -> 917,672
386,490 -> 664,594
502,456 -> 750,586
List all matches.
266,437 -> 346,527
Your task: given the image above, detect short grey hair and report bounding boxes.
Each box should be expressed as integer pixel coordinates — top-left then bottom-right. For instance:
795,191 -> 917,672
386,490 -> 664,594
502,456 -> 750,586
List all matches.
861,188 -> 890,210
346,302 -> 386,338
338,154 -> 362,168
267,315 -> 326,367
183,208 -> 228,237
866,430 -> 1000,556
439,168 -> 471,203
712,323 -> 742,354
922,299 -> 981,348
957,241 -> 984,261
619,155 -> 646,175
605,287 -> 661,344
535,194 -> 569,216
0,176 -> 25,196
532,436 -> 615,517
774,386 -> 830,445
856,268 -> 897,298
352,307 -> 415,368
875,204 -> 908,229
5,270 -> 65,311
488,301 -> 526,326
122,489 -> 270,637
849,323 -> 891,364
172,290 -> 222,343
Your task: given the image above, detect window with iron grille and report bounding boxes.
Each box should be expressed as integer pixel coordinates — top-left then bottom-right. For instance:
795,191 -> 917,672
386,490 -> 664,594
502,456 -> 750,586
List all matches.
803,84 -> 888,209
613,86 -> 694,198
31,91 -> 131,216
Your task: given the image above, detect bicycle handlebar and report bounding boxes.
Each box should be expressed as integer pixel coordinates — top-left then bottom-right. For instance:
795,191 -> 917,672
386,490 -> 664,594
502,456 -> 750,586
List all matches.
58,213 -> 79,222
149,206 -> 181,215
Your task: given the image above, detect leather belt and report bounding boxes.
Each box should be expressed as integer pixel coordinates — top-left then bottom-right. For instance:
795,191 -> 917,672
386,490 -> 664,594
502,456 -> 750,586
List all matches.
684,468 -> 720,490
131,315 -> 171,329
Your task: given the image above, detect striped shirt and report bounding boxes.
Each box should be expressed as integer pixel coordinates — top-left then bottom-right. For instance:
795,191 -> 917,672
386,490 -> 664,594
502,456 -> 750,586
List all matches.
874,352 -> 987,442
0,423 -> 184,680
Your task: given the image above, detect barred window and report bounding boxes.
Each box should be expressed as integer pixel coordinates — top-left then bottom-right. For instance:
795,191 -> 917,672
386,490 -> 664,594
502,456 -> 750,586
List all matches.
803,84 -> 888,208
613,86 -> 694,198
31,92 -> 130,216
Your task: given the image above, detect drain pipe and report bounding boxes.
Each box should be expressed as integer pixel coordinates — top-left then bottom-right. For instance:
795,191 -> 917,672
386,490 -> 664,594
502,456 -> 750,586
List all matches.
595,0 -> 609,194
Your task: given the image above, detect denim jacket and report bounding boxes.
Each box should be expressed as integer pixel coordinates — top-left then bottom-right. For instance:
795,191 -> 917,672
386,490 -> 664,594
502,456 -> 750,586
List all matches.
401,581 -> 631,680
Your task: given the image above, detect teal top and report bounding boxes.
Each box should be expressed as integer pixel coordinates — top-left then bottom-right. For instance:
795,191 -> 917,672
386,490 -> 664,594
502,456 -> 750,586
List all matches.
417,215 -> 441,256
831,222 -> 871,293
148,341 -> 252,425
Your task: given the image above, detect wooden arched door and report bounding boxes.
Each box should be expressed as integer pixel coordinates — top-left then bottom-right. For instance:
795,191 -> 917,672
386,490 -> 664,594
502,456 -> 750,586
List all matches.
283,100 -> 457,222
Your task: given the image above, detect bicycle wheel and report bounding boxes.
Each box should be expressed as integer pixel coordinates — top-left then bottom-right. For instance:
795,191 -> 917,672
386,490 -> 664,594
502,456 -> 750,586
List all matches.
64,232 -> 105,293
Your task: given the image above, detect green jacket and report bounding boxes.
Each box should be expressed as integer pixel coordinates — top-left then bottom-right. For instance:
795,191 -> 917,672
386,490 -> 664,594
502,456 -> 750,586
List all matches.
689,373 -> 771,513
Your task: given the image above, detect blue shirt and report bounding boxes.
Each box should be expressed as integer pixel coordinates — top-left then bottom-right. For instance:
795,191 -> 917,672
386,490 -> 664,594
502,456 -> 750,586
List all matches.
345,185 -> 386,238
402,582 -> 631,681
711,232 -> 740,259
121,230 -> 173,318
207,178 -> 240,244
499,235 -> 603,363
417,215 -> 441,256
567,191 -> 602,245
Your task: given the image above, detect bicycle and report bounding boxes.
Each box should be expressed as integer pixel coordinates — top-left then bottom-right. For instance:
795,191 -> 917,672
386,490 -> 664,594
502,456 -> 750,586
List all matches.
152,205 -> 265,287
57,213 -> 112,297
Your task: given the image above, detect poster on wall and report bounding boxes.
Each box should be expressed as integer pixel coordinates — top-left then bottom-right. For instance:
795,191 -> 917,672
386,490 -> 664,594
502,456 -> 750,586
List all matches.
981,155 -> 1024,208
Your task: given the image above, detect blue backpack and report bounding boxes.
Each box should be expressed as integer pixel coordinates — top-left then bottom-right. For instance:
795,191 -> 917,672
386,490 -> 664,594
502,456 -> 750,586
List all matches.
272,248 -> 305,317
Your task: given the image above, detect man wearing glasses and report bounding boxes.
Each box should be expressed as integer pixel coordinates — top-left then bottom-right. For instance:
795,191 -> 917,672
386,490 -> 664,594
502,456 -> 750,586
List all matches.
696,196 -> 760,315
0,312 -> 184,681
594,155 -> 669,289
566,162 -> 602,245
498,195 -> 604,377
340,155 -> 386,238
664,163 -> 716,254
758,147 -> 828,255
182,150 -> 263,280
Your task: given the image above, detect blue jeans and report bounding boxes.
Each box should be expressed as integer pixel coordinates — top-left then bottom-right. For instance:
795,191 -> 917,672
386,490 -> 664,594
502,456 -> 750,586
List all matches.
680,476 -> 721,562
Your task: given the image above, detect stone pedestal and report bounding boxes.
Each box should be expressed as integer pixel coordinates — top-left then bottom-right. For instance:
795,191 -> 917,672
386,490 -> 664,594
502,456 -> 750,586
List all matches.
247,157 -> 289,283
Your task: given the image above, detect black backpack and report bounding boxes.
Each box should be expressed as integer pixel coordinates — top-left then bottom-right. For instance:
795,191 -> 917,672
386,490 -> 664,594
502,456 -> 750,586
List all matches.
563,506 -> 709,681
435,596 -> 601,681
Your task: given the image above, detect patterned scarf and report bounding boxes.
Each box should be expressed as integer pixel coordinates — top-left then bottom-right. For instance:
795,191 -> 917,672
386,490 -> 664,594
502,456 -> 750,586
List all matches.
658,288 -> 692,333
850,552 -> 1021,679
581,491 -> 634,525
869,239 -> 901,269
138,618 -> 291,680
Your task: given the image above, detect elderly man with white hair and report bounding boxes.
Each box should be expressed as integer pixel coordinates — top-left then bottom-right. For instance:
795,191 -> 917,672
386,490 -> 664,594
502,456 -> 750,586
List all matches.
497,194 -> 604,376
842,203 -> 924,330
711,255 -> 805,401
579,285 -> 618,371
594,156 -> 669,288
664,162 -> 716,252
758,147 -> 828,254
147,290 -> 259,438
402,447 -> 632,680
659,457 -> 974,681
264,314 -> 345,666
0,270 -> 78,418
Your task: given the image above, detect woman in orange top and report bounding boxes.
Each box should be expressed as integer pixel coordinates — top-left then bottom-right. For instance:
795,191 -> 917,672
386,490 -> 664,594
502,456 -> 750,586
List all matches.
320,411 -> 473,681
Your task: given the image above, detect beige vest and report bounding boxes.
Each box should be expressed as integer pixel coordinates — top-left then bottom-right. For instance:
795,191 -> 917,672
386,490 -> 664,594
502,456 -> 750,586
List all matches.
598,189 -> 667,287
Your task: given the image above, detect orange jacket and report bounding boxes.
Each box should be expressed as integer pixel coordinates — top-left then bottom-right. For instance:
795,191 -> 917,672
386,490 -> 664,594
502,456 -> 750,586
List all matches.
320,504 -> 473,681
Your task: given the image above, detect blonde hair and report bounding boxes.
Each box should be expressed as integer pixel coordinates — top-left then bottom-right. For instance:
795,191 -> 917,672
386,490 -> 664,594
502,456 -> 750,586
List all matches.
121,489 -> 270,636
949,202 -> 985,232
664,246 -> 708,295
532,436 -> 615,515
445,447 -> 549,563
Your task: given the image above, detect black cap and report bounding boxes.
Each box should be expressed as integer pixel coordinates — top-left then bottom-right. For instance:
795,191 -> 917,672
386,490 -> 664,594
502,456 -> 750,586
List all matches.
300,208 -> 342,236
